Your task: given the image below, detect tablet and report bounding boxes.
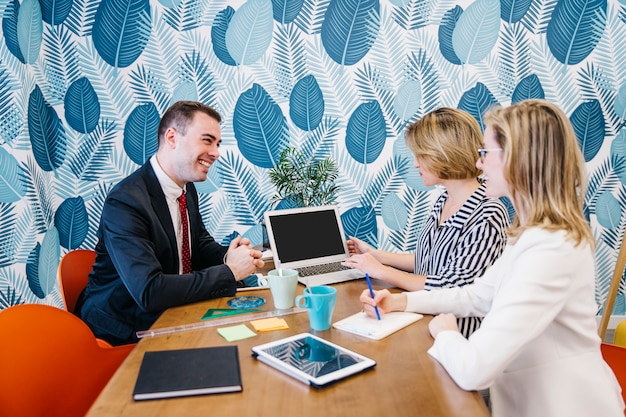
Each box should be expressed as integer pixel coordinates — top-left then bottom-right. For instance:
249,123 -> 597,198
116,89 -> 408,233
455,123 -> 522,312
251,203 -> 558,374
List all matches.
251,333 -> 376,388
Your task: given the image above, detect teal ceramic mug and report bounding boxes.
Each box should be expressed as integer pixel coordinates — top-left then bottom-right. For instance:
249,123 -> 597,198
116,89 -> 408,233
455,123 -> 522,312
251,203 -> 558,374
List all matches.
295,286 -> 337,331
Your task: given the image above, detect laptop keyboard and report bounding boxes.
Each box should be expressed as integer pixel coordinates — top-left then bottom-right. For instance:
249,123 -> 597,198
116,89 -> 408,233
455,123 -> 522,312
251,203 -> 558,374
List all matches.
296,261 -> 351,277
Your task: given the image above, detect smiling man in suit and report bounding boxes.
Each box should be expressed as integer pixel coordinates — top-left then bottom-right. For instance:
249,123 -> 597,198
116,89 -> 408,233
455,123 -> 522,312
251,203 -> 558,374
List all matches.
76,101 -> 264,346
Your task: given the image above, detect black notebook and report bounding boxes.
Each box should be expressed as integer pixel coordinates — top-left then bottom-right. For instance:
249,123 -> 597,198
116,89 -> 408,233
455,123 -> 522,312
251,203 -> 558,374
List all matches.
133,345 -> 242,401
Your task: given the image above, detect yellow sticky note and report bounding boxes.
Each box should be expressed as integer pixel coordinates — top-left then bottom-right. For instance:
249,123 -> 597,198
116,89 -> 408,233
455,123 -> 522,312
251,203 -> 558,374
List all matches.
217,324 -> 257,342
250,317 -> 289,332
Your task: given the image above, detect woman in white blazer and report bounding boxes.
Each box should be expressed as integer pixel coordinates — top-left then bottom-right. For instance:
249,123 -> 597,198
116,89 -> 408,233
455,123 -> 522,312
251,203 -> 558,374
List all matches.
361,100 -> 625,417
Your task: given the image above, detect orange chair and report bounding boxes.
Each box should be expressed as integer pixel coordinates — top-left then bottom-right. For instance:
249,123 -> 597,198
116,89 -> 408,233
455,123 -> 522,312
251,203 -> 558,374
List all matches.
58,249 -> 96,313
58,249 -> 136,349
601,342 -> 626,412
0,304 -> 134,417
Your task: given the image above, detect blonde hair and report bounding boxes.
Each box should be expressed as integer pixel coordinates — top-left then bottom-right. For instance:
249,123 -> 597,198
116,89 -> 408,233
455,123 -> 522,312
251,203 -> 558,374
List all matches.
405,107 -> 482,180
483,99 -> 593,246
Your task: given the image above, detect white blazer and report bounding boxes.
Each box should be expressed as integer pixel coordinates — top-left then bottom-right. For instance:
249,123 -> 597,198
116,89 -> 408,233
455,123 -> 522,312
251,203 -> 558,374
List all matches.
405,228 -> 624,417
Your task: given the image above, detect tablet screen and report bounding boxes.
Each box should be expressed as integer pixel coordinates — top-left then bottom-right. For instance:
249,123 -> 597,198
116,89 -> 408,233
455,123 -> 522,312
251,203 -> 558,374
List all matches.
252,333 -> 375,386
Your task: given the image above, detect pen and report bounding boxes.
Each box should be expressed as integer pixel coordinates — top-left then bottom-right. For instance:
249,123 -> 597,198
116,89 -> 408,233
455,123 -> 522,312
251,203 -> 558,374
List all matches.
365,273 -> 381,321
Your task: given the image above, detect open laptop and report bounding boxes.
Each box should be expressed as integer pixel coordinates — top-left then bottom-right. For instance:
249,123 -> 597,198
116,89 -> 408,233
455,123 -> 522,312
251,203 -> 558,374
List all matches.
263,205 -> 364,286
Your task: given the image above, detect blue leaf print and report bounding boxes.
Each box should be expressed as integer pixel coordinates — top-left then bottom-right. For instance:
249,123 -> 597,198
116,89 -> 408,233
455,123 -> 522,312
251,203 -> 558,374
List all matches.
381,192 -> 408,231
501,0 -> 533,23
274,198 -> 299,210
610,128 -> 626,160
289,75 -> 324,132
92,0 -> 151,69
225,0 -> 274,65
2,0 -> 25,63
546,0 -> 607,65
212,7 -> 237,66
457,83 -> 499,131
345,101 -> 387,164
221,231 -> 240,247
26,243 -> 43,298
393,136 -> 432,191
614,84 -> 626,121
17,0 -> 43,64
123,103 -> 160,165
54,196 -> 89,250
612,294 -> 626,315
438,6 -> 462,65
321,0 -> 381,66
171,81 -> 198,104
571,99 -> 605,162
341,206 -> 378,248
499,196 -> 516,223
158,0 -> 182,7
452,0 -> 501,65
596,191 -> 621,229
40,0 -> 73,27
0,148 -> 26,203
64,77 -> 101,134
39,227 -> 60,297
242,223 -> 266,248
26,227 -> 60,299
194,158 -> 223,194
161,0 -> 203,31
272,0 -> 304,23
28,85 -> 67,172
233,83 -> 289,168
612,154 -> 626,187
511,74 -> 545,103
393,79 -> 422,122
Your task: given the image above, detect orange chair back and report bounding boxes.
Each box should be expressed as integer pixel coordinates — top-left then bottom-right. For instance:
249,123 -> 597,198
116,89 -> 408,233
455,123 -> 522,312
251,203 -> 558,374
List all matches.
0,304 -> 134,417
58,249 -> 96,313
601,342 -> 626,410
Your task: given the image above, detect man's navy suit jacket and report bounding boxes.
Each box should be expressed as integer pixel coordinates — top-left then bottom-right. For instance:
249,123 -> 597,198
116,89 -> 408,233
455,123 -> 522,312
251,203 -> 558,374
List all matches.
77,162 -> 237,345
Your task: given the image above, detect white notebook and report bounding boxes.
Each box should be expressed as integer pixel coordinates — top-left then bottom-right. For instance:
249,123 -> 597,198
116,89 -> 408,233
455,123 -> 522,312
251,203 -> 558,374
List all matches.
333,311 -> 423,340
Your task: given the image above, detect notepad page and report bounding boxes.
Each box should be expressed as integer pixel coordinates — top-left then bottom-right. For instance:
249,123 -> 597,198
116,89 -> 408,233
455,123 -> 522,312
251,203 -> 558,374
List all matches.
333,311 -> 422,340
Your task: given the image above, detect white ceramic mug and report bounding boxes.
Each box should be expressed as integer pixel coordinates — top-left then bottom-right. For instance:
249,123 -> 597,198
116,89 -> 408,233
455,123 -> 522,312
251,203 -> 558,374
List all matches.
267,269 -> 299,309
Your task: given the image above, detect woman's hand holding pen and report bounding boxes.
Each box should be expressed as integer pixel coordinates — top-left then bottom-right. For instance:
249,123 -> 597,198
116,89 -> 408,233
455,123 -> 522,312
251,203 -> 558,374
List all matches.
359,288 -> 407,318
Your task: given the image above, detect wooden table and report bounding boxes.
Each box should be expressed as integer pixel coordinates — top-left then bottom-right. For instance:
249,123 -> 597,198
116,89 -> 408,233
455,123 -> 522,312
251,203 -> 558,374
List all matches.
87,279 -> 489,417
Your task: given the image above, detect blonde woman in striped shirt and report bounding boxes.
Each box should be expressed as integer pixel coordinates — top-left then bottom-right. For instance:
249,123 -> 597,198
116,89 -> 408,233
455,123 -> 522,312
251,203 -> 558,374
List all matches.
343,107 -> 509,337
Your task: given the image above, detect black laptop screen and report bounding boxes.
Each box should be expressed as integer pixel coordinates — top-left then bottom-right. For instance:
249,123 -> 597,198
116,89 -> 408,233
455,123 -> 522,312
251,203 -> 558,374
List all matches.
268,209 -> 346,263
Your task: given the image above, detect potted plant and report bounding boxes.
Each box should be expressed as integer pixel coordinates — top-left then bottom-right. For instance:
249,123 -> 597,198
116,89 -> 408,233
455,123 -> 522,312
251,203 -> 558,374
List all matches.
268,147 -> 340,208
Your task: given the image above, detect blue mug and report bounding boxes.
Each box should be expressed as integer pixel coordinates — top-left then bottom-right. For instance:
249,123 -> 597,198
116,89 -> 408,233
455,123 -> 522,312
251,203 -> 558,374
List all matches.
295,286 -> 337,331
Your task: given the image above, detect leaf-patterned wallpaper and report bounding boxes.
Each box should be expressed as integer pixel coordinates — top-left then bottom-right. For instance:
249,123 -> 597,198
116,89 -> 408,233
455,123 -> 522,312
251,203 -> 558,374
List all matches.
0,0 -> 625,316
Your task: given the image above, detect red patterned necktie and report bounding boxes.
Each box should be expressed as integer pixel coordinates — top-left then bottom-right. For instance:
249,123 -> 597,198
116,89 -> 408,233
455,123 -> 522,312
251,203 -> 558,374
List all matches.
178,191 -> 192,274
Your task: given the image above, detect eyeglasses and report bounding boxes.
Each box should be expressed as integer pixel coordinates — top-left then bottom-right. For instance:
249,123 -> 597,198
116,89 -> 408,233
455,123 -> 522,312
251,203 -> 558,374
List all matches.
477,148 -> 503,162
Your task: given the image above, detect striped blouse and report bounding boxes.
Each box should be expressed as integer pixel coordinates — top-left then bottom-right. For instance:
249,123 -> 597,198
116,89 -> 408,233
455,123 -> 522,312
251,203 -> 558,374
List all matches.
414,182 -> 509,337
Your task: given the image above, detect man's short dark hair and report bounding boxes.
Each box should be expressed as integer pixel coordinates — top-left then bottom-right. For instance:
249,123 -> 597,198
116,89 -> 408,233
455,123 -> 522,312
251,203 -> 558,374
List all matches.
158,101 -> 222,143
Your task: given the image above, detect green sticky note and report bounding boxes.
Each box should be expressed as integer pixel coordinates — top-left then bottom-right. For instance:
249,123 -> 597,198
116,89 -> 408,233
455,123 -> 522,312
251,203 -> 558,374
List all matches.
201,308 -> 261,320
217,324 -> 257,342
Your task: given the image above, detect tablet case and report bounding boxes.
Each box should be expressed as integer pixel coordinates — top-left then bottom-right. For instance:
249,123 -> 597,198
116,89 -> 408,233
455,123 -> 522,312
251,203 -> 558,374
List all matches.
133,346 -> 242,400
333,311 -> 423,340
